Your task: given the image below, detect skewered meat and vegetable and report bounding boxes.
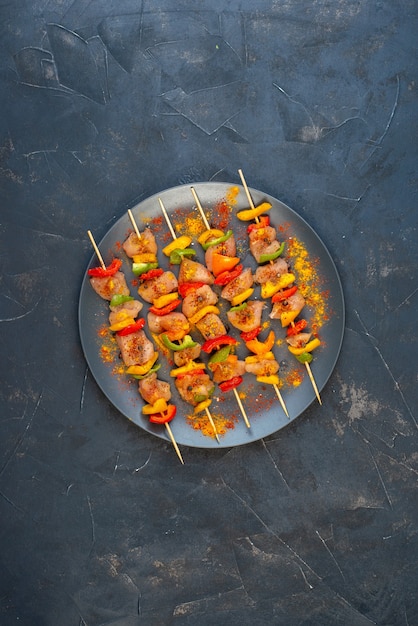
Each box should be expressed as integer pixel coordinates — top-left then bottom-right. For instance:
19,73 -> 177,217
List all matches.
138,271 -> 178,303
122,228 -> 157,258
90,271 -> 130,301
226,301 -> 264,333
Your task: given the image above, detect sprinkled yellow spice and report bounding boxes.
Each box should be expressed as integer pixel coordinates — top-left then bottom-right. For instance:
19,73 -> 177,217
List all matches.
186,410 -> 238,438
226,185 -> 240,205
285,369 -> 303,387
286,236 -> 328,333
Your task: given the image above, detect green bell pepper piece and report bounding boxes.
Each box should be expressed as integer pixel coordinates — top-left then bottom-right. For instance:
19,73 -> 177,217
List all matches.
208,345 -> 231,364
295,352 -> 313,364
161,334 -> 198,352
110,294 -> 134,307
259,241 -> 285,264
169,248 -> 196,264
132,262 -> 159,276
201,229 -> 233,251
229,301 -> 248,313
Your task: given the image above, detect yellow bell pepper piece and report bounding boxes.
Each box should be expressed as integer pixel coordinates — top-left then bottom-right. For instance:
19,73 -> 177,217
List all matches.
193,399 -> 212,414
126,352 -> 159,376
236,202 -> 272,221
256,374 -> 280,385
288,338 -> 321,356
230,287 -> 254,307
280,310 -> 300,327
162,236 -> 192,256
188,305 -> 220,325
132,253 -> 157,264
245,351 -> 275,364
109,316 -> 136,332
245,330 -> 275,355
197,229 -> 224,245
152,292 -> 179,309
261,273 -> 296,299
142,398 -> 168,414
170,360 -> 206,377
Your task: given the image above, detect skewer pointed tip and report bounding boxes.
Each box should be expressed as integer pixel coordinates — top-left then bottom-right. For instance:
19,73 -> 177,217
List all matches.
305,362 -> 322,405
165,422 -> 185,464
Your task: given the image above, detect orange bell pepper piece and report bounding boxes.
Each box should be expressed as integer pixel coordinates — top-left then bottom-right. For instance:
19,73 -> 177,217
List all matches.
245,330 -> 275,355
211,253 -> 240,277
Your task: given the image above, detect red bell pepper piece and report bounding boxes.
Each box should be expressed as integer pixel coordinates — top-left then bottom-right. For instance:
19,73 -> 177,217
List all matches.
178,281 -> 205,297
286,319 -> 308,336
201,335 -> 238,353
219,376 -> 243,392
247,216 -> 270,233
149,299 -> 181,316
240,326 -> 262,342
213,264 -> 243,286
271,285 -> 298,303
140,268 -> 164,281
149,405 -> 177,424
88,258 -> 122,277
116,318 -> 146,336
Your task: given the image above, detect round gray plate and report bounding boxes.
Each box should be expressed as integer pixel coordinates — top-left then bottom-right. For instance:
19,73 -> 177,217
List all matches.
79,182 -> 345,449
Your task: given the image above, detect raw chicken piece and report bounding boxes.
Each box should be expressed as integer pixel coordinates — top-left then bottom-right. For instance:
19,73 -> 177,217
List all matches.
147,311 -> 190,336
245,358 -> 280,377
116,330 -> 156,366
211,359 -> 246,384
90,272 -> 130,301
138,271 -> 178,303
220,268 -> 254,301
122,228 -> 157,258
249,226 -> 282,263
178,258 -> 214,285
286,332 -> 312,349
138,372 -> 171,405
254,258 -> 289,284
175,371 -> 214,406
227,300 -> 264,333
195,312 -> 227,340
182,285 -> 218,319
109,300 -> 143,325
269,292 -> 305,320
173,343 -> 202,367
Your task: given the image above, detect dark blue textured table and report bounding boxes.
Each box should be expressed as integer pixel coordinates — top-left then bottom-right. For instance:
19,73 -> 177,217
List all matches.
1,2 -> 417,624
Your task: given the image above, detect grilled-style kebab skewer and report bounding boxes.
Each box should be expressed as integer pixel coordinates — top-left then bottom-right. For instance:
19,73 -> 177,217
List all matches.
159,198 -> 251,431
237,169 -> 322,405
86,230 -> 184,464
125,211 -> 221,442
190,188 -> 289,419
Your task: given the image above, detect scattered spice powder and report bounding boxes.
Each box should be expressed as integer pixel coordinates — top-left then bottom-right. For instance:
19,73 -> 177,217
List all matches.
226,185 -> 240,205
286,236 -> 329,334
186,409 -> 239,438
211,199 -> 232,231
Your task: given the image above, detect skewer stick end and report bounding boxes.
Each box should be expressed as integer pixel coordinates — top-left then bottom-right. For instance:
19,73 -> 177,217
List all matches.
165,422 -> 185,464
305,363 -> 322,405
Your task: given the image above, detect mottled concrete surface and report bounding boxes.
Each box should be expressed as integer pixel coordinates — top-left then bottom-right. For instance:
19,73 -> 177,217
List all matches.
1,2 -> 417,625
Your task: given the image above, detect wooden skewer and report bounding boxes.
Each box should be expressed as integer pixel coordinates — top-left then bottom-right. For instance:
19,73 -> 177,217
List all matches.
189,189 -> 252,429
128,209 -> 142,240
87,230 -> 106,269
88,228 -> 184,464
165,422 -> 185,464
159,196 -> 222,441
238,169 -> 321,406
